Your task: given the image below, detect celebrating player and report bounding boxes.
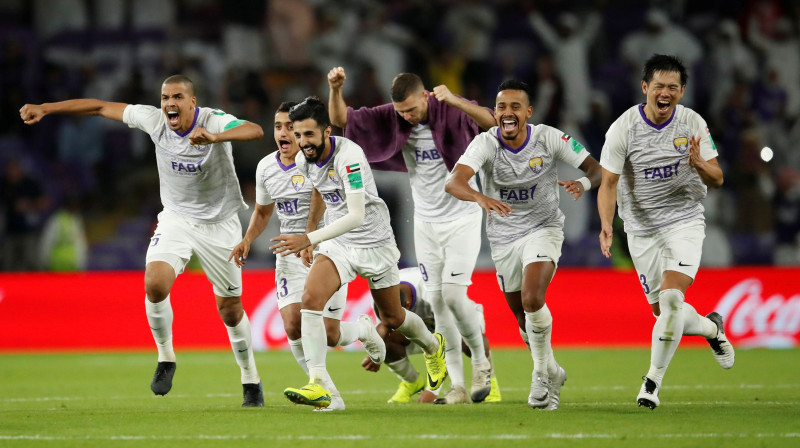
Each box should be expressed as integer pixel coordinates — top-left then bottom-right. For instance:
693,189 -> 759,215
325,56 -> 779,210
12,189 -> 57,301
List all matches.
20,75 -> 266,407
361,267 -> 502,404
446,80 -> 601,410
597,54 -> 735,410
228,102 -> 385,396
269,97 -> 447,410
328,67 -> 496,403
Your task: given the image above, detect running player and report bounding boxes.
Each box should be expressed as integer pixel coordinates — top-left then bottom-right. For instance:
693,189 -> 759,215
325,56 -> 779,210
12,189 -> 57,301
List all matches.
597,54 -> 735,410
361,267 -> 502,404
445,79 -> 601,410
228,102 -> 385,392
328,68 -> 495,403
269,97 -> 447,411
20,75 -> 266,407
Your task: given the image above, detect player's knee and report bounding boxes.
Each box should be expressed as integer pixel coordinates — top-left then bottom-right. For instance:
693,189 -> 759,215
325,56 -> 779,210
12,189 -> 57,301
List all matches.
520,289 -> 546,312
144,279 -> 170,303
441,284 -> 466,309
217,301 -> 243,327
658,289 -> 684,314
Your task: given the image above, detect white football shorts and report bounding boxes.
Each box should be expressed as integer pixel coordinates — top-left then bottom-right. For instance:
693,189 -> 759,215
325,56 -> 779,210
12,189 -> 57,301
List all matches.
274,251 -> 347,320
413,211 -> 482,291
317,238 -> 400,290
627,219 -> 705,304
490,227 -> 564,293
146,209 -> 242,297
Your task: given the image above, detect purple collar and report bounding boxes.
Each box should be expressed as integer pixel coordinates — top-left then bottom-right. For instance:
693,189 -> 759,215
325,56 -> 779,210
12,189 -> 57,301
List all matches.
638,103 -> 675,130
276,151 -> 296,171
497,124 -> 531,154
316,136 -> 336,167
174,107 -> 199,137
400,281 -> 417,310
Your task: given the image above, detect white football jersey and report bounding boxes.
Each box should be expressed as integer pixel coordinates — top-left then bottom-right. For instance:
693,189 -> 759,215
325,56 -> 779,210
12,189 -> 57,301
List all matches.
401,123 -> 480,222
255,152 -> 321,235
295,136 -> 395,248
123,105 -> 247,223
457,124 -> 589,247
600,104 -> 718,236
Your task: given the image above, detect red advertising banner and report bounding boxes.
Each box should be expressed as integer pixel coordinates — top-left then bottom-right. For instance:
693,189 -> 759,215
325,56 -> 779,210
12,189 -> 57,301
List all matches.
0,268 -> 798,350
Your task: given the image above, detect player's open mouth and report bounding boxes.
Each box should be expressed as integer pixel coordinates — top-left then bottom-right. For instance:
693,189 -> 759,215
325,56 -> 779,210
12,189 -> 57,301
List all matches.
656,100 -> 670,113
167,110 -> 180,126
501,118 -> 517,132
279,139 -> 292,152
303,146 -> 316,157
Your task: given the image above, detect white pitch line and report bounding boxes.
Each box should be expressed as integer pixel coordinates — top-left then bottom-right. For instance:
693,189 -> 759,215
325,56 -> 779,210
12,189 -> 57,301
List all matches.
1,433 -> 799,441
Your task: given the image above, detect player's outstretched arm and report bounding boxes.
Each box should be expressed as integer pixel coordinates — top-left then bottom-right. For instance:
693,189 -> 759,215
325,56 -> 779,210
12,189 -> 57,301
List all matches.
328,66 -> 348,128
189,121 -> 264,146
20,99 -> 128,125
558,155 -> 602,201
446,164 -> 513,217
688,135 -> 723,188
229,203 -> 274,267
597,168 -> 620,258
431,85 -> 496,131
270,191 -> 366,256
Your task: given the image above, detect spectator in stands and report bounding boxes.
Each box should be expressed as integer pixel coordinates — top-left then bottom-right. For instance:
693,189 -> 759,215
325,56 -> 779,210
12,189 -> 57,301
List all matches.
0,158 -> 50,271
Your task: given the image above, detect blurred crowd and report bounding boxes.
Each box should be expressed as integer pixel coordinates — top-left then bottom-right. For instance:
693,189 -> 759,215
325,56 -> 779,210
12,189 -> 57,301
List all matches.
1,0 -> 799,271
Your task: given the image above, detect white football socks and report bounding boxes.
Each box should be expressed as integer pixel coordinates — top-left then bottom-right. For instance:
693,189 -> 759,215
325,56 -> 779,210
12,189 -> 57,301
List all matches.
386,358 -> 418,383
681,302 -> 718,338
288,338 -> 309,376
525,304 -> 558,378
337,320 -> 361,347
430,290 -> 464,387
442,284 -> 489,367
145,295 -> 175,363
300,309 -> 329,384
225,312 -> 260,384
395,309 -> 438,355
647,289 -> 686,386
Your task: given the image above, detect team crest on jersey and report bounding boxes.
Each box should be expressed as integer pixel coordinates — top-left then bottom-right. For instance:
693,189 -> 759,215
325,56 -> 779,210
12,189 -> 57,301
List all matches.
328,168 -> 340,185
291,175 -> 305,191
673,136 -> 689,154
529,157 -> 543,174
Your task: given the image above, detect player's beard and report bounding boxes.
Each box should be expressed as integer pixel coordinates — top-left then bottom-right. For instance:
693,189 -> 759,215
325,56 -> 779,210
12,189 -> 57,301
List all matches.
302,140 -> 327,163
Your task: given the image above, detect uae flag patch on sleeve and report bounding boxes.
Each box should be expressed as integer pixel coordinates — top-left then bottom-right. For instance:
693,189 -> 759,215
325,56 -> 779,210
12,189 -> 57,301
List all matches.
346,163 -> 363,189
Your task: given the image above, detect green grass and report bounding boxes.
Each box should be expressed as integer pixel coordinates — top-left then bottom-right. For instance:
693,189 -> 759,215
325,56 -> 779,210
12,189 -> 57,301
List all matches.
1,348 -> 798,447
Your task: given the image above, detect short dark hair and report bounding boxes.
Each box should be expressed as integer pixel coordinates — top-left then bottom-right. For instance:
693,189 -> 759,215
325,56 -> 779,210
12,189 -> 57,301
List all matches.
288,96 -> 330,128
276,101 -> 298,114
497,79 -> 531,105
390,73 -> 424,102
642,54 -> 688,86
162,74 -> 195,96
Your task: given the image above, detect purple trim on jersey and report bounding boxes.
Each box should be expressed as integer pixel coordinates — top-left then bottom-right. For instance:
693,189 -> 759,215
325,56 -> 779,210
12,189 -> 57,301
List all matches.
175,108 -> 199,137
638,103 -> 675,130
275,152 -> 296,171
400,281 -> 418,310
497,124 -> 532,154
316,137 -> 336,167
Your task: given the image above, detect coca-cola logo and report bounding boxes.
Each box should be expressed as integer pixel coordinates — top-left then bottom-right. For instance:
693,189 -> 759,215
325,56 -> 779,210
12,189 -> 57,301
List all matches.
715,278 -> 800,348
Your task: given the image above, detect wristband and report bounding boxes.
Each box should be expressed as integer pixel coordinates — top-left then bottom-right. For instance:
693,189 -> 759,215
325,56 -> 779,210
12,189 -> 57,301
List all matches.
577,176 -> 591,191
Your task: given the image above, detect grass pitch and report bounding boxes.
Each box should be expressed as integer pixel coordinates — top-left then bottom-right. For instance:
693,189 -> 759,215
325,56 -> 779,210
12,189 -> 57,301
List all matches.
1,347 -> 798,447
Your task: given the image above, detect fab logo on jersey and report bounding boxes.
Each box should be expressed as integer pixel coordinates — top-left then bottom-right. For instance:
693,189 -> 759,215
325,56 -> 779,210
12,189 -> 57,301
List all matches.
291,175 -> 305,192
529,157 -> 543,175
673,136 -> 689,154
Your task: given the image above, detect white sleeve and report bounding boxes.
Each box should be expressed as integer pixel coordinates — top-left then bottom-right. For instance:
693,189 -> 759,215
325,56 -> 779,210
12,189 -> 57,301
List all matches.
307,191 -> 365,245
550,127 -> 590,168
205,108 -> 244,134
599,117 -> 628,174
122,104 -> 162,134
690,112 -> 719,161
254,160 -> 273,206
456,132 -> 493,175
335,143 -> 369,194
